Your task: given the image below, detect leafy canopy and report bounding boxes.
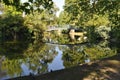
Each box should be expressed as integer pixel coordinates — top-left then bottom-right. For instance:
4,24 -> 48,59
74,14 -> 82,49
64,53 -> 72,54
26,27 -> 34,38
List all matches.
0,0 -> 53,14
60,0 -> 120,27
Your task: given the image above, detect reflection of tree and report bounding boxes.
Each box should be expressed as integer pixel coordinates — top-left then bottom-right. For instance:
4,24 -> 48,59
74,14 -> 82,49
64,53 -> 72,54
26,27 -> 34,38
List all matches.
0,40 -> 117,78
22,41 -> 58,74
85,40 -> 117,60
0,42 -> 29,59
24,40 -> 57,63
2,59 -> 22,77
0,41 -> 58,78
62,41 -> 117,68
0,41 -> 30,78
62,45 -> 86,68
0,48 -> 26,77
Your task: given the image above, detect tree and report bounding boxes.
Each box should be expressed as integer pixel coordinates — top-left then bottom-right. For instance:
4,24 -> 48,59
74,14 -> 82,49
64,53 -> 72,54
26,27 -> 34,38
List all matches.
63,0 -> 91,27
60,0 -> 120,42
24,4 -> 58,40
0,2 -> 4,13
0,5 -> 32,41
0,1 -> 58,41
58,11 -> 71,26
95,0 -> 120,27
62,0 -> 119,27
0,0 -> 53,14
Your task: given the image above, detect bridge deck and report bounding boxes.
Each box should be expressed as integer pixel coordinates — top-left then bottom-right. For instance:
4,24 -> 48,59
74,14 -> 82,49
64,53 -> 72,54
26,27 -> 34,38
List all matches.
46,27 -> 68,31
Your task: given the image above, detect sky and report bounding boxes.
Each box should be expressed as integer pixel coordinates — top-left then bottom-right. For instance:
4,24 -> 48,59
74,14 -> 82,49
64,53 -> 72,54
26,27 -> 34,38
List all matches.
21,0 -> 65,17
52,0 -> 65,16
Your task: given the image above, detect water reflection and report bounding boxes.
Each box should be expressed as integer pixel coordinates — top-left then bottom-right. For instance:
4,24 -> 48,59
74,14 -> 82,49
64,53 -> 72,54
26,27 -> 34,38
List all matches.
0,41 -> 58,79
0,40 -> 117,79
48,46 -> 64,72
43,31 -> 88,44
62,41 -> 116,68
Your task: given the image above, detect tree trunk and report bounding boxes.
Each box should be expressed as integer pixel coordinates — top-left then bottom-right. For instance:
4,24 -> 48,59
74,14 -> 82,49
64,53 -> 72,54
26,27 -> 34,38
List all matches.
12,31 -> 17,41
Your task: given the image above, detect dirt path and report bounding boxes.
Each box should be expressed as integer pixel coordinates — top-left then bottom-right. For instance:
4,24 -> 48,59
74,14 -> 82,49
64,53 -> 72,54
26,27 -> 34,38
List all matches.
10,54 -> 120,80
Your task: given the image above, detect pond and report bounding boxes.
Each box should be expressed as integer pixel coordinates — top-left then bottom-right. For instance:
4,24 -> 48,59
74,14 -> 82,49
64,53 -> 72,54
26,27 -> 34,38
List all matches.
0,33 -> 119,80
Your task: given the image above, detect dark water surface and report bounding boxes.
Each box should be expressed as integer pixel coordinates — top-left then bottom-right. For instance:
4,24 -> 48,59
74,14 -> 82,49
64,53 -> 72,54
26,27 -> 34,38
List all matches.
0,40 -> 118,80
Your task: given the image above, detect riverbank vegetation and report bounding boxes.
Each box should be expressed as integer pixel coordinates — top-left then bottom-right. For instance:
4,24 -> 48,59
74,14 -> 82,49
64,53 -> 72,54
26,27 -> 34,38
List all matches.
59,0 -> 120,43
0,0 -> 120,44
0,0 -> 58,42
0,0 -> 120,79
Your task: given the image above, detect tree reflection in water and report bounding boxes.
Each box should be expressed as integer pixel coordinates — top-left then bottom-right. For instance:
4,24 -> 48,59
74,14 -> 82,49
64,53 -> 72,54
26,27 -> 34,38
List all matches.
62,40 -> 116,68
0,40 -> 117,79
0,41 -> 58,79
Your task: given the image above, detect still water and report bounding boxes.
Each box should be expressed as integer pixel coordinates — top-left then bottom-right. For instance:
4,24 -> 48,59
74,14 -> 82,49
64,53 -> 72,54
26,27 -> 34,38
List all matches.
0,40 -> 117,80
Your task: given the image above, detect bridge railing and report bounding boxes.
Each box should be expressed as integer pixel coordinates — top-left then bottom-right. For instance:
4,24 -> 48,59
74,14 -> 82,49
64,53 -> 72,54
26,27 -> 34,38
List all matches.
47,26 -> 69,31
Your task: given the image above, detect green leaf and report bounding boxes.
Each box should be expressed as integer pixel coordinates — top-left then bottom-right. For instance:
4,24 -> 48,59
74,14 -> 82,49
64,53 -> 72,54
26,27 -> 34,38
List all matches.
29,0 -> 33,3
23,2 -> 30,7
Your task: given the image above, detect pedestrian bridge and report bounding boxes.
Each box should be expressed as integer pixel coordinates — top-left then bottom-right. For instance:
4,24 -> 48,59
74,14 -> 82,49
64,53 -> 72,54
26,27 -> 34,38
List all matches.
46,27 -> 69,32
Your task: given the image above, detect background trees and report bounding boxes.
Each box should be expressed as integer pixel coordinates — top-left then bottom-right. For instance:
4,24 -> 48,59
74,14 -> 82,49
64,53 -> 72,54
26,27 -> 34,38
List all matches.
0,0 -> 53,14
0,5 -> 31,41
62,0 -> 119,27
58,0 -> 120,42
0,1 -> 58,42
23,3 -> 58,40
0,0 -> 119,43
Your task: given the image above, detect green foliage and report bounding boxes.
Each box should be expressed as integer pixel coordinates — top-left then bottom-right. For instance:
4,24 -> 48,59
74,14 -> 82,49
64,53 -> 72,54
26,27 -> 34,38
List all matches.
85,14 -> 110,26
0,14 -> 31,41
0,5 -> 32,41
110,27 -> 120,43
62,41 -> 117,68
58,0 -> 120,42
0,2 -> 4,12
95,0 -> 120,28
24,9 -> 57,39
63,0 -> 91,27
85,46 -> 116,60
58,11 -> 71,25
0,0 -> 54,14
95,26 -> 111,39
0,41 -> 58,77
59,0 -> 119,28
0,2 -> 58,41
86,26 -> 99,43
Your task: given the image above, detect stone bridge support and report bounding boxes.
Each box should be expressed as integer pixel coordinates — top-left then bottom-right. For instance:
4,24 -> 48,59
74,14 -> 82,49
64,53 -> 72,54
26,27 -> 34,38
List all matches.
69,29 -> 87,41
